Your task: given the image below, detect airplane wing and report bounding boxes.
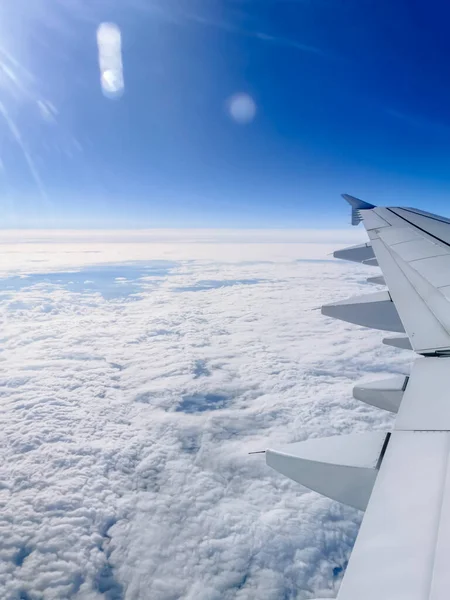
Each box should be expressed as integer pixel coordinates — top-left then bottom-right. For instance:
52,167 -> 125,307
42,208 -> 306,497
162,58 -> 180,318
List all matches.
266,196 -> 450,599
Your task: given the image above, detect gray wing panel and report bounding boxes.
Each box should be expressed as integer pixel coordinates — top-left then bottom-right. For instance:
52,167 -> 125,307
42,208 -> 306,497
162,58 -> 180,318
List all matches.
369,238 -> 450,352
359,206 -> 450,353
390,207 -> 450,246
338,429 -> 450,600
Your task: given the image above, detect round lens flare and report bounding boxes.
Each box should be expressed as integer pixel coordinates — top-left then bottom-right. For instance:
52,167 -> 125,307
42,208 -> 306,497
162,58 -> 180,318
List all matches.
227,93 -> 257,124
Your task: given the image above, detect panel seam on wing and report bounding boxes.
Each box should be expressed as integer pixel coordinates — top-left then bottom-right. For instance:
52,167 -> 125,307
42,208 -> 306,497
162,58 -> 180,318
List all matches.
387,208 -> 450,250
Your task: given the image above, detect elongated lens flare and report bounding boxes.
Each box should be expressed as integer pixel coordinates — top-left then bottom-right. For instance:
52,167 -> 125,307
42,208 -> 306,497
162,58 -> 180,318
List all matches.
97,22 -> 124,98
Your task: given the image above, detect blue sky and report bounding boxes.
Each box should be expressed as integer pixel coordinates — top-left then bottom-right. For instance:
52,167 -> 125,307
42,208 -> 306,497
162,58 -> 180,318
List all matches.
2,0 -> 450,228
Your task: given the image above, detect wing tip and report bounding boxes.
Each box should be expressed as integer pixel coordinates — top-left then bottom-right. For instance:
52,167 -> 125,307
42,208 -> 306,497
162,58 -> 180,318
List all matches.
342,194 -> 376,226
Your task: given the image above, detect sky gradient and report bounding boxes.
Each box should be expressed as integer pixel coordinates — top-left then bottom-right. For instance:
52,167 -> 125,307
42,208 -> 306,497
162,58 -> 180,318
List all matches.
1,0 -> 450,228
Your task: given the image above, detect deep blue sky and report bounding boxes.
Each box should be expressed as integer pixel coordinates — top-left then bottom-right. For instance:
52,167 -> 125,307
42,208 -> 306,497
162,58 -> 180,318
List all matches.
2,0 -> 450,228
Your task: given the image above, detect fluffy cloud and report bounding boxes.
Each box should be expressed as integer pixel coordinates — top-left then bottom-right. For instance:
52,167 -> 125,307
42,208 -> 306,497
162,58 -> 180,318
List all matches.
0,235 -> 412,599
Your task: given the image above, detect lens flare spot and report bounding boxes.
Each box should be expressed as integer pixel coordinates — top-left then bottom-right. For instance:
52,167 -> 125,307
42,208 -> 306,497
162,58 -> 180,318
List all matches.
227,93 -> 257,124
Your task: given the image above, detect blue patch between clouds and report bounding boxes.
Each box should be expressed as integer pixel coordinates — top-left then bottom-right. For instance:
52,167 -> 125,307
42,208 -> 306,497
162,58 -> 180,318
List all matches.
176,392 -> 230,413
0,261 -> 177,300
174,279 -> 265,292
14,545 -> 32,567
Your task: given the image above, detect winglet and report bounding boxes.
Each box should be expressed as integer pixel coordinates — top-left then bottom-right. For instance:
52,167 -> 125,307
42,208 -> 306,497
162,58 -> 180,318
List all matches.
342,194 -> 375,226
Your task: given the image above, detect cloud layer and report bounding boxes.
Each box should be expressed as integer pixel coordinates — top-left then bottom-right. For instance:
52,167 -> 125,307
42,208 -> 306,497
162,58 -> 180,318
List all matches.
0,239 -> 412,599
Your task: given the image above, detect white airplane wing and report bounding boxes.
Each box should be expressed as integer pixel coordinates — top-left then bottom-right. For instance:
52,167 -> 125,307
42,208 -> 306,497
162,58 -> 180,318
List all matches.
266,196 -> 450,599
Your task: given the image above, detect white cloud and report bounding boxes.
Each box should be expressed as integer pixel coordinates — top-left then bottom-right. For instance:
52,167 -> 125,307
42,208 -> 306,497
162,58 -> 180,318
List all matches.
0,228 -> 367,278
0,229 -> 367,245
0,237 -> 412,599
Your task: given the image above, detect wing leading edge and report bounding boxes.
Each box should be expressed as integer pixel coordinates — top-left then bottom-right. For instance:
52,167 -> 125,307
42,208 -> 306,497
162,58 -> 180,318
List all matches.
265,195 -> 450,599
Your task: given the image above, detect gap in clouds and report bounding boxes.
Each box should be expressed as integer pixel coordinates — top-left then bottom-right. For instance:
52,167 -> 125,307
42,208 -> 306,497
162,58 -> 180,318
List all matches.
0,261 -> 177,301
